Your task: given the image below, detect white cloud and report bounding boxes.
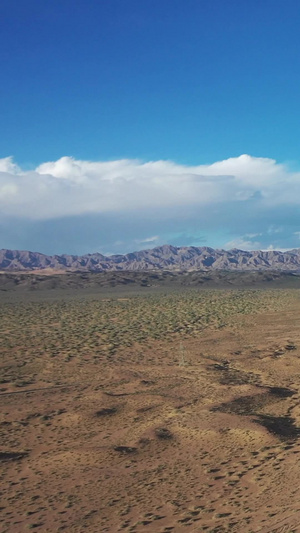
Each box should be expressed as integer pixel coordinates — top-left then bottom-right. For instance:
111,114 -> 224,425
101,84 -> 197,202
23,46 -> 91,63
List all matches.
245,233 -> 262,238
0,156 -> 21,174
1,153 -> 300,220
264,245 -> 293,252
135,235 -> 159,244
2,153 -> 300,255
224,237 -> 295,253
224,237 -> 263,251
267,225 -> 283,234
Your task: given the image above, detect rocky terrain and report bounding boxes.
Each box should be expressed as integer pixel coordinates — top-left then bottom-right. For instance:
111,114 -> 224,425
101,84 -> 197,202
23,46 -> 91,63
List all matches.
1,245 -> 300,272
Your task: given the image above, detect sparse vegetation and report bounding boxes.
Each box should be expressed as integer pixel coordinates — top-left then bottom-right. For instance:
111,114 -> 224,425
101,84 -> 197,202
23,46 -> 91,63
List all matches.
1,285 -> 299,532
0,290 -> 294,376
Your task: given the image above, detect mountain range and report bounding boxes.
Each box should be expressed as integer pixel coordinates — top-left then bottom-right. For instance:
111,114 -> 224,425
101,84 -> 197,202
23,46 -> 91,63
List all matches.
1,245 -> 300,272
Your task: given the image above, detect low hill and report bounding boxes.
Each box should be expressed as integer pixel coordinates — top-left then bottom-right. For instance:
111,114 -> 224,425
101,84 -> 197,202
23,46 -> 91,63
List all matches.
1,270 -> 300,294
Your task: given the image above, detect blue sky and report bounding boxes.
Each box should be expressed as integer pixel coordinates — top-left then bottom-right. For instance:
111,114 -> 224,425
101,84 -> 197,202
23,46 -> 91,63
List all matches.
1,0 -> 300,254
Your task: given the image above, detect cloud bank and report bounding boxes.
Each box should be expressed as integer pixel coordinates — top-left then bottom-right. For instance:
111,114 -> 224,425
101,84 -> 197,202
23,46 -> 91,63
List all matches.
0,154 -> 300,254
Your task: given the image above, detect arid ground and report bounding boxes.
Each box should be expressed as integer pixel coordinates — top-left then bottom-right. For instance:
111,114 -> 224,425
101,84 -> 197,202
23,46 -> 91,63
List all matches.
1,279 -> 300,532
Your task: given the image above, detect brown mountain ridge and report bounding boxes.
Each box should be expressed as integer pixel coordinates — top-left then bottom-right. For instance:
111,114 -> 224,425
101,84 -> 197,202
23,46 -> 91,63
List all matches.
1,245 -> 300,272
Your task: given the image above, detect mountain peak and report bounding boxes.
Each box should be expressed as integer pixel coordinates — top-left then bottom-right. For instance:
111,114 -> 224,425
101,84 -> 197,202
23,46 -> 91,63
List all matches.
0,246 -> 300,273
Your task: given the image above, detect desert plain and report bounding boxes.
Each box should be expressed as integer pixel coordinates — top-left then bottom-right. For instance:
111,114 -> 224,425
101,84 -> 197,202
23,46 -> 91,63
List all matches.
1,272 -> 300,532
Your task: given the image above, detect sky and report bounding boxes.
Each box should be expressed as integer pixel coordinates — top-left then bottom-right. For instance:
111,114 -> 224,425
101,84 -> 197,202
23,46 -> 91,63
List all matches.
1,0 -> 300,255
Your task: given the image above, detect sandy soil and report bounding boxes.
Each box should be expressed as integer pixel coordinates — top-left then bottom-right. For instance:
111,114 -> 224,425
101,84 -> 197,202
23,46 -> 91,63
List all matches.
1,293 -> 300,532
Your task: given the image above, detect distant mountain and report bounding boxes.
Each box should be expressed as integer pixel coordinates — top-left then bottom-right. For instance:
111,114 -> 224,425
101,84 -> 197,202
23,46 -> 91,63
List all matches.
1,245 -> 300,272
